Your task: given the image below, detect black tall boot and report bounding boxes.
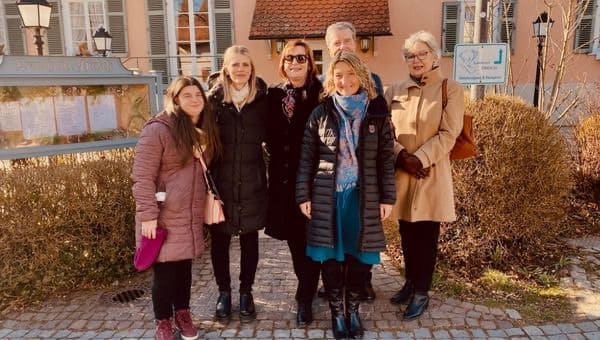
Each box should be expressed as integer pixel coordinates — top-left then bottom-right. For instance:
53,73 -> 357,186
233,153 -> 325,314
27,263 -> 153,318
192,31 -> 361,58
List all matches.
322,260 -> 348,339
346,257 -> 370,339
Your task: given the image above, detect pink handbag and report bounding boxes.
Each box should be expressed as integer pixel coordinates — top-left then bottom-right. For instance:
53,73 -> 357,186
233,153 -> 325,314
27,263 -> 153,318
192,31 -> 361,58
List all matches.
199,149 -> 225,225
133,227 -> 167,271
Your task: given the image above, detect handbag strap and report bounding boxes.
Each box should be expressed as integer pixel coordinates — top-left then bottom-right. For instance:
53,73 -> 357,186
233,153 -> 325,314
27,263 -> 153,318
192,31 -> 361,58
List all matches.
198,146 -> 212,190
442,78 -> 448,109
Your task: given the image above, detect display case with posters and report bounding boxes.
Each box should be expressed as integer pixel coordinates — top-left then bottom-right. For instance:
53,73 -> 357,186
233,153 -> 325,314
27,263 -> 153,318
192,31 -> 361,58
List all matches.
0,56 -> 163,160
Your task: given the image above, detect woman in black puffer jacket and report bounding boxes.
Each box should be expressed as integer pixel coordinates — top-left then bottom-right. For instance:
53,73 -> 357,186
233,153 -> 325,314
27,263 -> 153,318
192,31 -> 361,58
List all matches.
296,51 -> 396,339
206,45 -> 268,323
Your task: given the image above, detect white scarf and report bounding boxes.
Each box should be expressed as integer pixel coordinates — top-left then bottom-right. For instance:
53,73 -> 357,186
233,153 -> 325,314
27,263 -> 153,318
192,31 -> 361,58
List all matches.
230,84 -> 249,111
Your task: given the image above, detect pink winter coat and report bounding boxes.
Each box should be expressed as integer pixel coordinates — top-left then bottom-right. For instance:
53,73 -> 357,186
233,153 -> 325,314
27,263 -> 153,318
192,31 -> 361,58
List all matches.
132,113 -> 206,262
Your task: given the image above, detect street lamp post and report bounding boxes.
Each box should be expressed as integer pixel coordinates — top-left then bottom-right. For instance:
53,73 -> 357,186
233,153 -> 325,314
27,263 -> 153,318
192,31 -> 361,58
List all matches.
93,27 -> 113,57
532,11 -> 554,108
16,0 -> 52,56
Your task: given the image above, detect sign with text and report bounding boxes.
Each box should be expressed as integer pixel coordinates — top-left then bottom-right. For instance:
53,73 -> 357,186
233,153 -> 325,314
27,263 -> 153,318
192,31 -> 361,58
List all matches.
453,43 -> 508,85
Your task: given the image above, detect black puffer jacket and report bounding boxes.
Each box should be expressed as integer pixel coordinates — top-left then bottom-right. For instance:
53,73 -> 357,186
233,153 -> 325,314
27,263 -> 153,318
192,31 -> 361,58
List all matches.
265,78 -> 322,240
207,76 -> 268,235
296,95 -> 396,252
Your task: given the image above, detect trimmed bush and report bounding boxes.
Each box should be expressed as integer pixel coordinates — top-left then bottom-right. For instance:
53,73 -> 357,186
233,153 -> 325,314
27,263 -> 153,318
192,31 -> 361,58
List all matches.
575,114 -> 600,202
439,95 -> 572,275
0,149 -> 136,311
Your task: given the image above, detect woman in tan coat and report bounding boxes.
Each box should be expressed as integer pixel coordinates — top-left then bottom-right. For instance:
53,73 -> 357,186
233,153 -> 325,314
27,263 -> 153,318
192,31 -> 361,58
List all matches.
385,31 -> 464,320
132,76 -> 220,340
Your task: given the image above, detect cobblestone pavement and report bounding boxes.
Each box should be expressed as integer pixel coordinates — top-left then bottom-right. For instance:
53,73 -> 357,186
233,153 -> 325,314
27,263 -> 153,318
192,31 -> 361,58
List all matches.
1,234 -> 599,339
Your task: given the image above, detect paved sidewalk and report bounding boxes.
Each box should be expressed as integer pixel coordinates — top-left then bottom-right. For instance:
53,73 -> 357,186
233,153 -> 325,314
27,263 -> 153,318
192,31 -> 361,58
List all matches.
0,233 -> 599,339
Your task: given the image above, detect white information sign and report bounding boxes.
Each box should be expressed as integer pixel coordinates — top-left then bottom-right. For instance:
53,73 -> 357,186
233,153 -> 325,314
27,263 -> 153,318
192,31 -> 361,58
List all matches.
55,96 -> 87,136
453,43 -> 508,85
20,97 -> 56,139
88,95 -> 118,131
0,101 -> 22,131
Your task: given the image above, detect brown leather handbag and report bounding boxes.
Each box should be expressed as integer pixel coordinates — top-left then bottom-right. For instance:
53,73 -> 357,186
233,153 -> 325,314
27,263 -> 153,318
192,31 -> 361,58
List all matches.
442,78 -> 476,160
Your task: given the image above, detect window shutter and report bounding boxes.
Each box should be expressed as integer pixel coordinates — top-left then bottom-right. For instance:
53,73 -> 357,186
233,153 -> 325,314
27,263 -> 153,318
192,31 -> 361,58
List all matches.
574,0 -> 596,52
4,2 -> 25,55
215,0 -> 230,9
442,2 -> 460,55
147,0 -> 168,84
46,1 -> 63,55
499,0 -> 516,49
107,0 -> 127,54
213,0 -> 232,68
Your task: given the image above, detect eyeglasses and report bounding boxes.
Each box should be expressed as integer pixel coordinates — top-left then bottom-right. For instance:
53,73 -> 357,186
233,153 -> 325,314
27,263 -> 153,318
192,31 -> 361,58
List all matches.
404,50 -> 431,62
283,54 -> 308,64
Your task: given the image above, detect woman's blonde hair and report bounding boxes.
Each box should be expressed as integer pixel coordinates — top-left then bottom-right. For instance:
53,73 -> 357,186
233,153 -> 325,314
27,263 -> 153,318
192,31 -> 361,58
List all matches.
323,50 -> 376,99
217,45 -> 258,104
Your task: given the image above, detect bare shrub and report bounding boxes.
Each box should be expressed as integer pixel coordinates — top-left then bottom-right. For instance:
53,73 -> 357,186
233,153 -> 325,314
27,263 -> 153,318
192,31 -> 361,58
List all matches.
0,149 -> 135,311
575,114 -> 600,202
441,95 -> 573,276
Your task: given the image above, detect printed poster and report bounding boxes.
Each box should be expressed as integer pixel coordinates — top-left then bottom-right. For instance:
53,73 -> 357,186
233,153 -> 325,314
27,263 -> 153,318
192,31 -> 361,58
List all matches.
0,101 -> 21,132
88,95 -> 118,132
54,96 -> 87,136
20,97 -> 56,139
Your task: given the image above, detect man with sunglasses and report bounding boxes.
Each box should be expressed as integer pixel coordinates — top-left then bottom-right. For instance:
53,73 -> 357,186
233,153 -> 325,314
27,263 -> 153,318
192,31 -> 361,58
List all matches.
314,21 -> 385,303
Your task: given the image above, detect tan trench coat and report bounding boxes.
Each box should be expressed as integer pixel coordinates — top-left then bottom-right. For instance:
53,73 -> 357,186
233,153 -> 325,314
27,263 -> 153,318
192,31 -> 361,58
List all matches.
385,68 -> 464,222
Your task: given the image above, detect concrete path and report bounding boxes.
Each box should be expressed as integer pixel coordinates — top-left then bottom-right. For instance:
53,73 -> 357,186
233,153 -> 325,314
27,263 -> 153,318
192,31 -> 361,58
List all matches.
0,233 -> 599,339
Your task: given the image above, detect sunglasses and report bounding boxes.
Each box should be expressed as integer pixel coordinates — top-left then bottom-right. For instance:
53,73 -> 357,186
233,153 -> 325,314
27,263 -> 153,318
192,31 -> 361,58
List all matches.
283,54 -> 308,64
404,50 -> 431,62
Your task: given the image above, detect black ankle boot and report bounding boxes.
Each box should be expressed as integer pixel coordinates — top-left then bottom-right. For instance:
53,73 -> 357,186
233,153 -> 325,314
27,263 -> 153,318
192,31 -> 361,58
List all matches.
239,292 -> 256,322
361,282 -> 376,301
403,291 -> 429,320
215,290 -> 231,321
346,289 -> 364,339
296,300 -> 313,327
390,280 -> 413,305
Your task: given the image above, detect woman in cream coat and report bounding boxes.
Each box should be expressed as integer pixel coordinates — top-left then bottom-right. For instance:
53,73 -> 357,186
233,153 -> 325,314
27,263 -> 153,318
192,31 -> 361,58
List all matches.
385,31 -> 464,320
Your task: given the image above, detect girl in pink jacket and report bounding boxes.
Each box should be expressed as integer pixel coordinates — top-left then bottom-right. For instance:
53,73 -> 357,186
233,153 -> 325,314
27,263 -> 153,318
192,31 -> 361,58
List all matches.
132,76 -> 220,340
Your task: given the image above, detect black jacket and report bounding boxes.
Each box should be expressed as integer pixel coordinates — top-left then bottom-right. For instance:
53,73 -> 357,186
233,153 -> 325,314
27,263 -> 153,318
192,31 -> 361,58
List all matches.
264,78 -> 323,240
295,95 -> 396,252
207,77 -> 268,235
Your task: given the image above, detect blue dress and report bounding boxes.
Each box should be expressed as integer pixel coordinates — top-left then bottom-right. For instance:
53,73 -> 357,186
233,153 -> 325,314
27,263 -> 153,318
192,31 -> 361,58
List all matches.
306,186 -> 380,265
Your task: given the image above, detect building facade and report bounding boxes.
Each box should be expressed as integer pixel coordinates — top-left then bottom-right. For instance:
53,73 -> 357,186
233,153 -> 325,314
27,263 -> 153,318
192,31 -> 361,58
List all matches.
1,0 -> 599,104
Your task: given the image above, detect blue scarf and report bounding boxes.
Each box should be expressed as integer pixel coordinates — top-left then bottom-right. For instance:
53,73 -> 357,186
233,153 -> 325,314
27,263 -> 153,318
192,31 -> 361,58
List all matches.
332,90 -> 369,191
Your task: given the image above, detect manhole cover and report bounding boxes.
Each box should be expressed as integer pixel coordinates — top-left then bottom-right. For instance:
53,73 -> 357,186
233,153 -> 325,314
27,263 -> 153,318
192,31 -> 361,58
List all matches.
101,284 -> 150,305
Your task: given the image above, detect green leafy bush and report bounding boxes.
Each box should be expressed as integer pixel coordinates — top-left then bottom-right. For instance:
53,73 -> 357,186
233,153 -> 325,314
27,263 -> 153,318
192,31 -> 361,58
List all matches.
575,114 -> 600,202
440,95 -> 573,275
0,149 -> 136,311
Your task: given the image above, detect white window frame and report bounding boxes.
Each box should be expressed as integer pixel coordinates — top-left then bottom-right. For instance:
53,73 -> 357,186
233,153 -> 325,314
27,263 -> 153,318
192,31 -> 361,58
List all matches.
445,0 -> 516,55
61,0 -> 108,56
166,0 -> 219,77
0,4 -> 6,53
593,1 -> 600,56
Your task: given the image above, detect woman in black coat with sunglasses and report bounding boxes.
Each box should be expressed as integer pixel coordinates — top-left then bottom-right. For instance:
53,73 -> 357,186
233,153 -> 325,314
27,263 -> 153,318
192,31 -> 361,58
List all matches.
265,40 -> 323,327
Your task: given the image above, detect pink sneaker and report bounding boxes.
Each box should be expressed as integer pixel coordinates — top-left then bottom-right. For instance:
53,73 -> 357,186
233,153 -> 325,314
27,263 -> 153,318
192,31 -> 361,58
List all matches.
154,319 -> 174,340
175,309 -> 199,340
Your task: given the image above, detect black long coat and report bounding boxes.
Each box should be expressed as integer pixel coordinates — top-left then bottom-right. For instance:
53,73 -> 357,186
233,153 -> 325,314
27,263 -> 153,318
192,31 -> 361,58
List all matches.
207,78 -> 268,235
264,79 -> 323,240
295,95 -> 396,252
